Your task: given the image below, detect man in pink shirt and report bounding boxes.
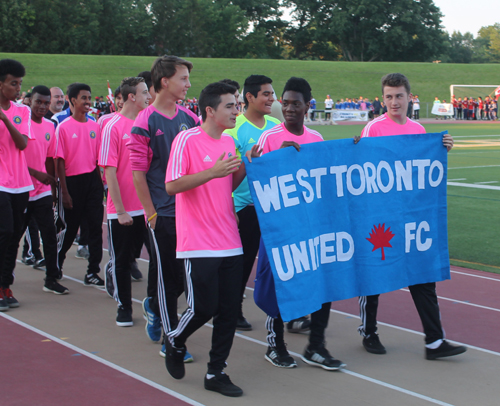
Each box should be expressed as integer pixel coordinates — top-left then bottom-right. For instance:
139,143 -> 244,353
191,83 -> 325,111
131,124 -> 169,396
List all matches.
99,77 -> 151,326
255,77 -> 345,372
23,85 -> 69,295
357,73 -> 466,360
165,82 -> 260,397
55,83 -> 104,286
0,59 -> 33,310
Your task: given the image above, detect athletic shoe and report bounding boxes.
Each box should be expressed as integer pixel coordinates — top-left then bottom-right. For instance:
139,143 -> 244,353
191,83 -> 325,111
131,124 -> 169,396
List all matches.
33,258 -> 46,270
235,315 -> 252,331
105,263 -> 114,298
83,273 -> 104,287
116,306 -> 133,327
164,339 -> 186,379
142,297 -> 162,342
0,289 -> 8,311
362,334 -> 386,354
160,341 -> 194,363
43,280 -> 69,295
301,345 -> 346,371
130,261 -> 143,281
2,288 -> 19,308
426,340 -> 467,360
204,371 -> 243,397
265,346 -> 297,368
75,246 -> 90,260
286,316 -> 311,333
21,256 -> 36,266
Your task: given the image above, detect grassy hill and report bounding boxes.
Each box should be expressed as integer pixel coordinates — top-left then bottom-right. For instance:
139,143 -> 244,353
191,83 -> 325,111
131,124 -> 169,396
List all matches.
2,53 -> 499,105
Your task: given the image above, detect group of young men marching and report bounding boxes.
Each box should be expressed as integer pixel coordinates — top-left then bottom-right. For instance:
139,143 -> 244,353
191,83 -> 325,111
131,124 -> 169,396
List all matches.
0,56 -> 467,397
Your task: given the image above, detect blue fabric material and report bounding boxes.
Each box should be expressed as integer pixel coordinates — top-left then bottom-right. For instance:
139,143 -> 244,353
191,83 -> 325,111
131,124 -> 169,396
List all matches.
247,133 -> 450,321
253,238 -> 279,318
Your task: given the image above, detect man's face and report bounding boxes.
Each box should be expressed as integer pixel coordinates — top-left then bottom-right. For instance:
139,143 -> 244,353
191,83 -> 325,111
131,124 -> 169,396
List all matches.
282,90 -> 308,126
132,82 -> 151,110
0,75 -> 23,101
50,88 -> 65,112
71,90 -> 92,114
383,86 -> 411,120
210,93 -> 239,129
247,83 -> 274,115
165,65 -> 191,100
22,96 -> 31,106
115,93 -> 124,111
31,93 -> 51,120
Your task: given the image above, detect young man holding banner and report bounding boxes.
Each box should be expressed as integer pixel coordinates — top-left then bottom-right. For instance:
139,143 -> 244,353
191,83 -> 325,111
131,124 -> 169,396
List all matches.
255,77 -> 346,371
357,73 -> 466,360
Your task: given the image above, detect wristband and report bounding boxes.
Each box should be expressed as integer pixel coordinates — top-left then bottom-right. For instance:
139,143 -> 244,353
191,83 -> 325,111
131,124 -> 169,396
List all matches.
148,212 -> 158,222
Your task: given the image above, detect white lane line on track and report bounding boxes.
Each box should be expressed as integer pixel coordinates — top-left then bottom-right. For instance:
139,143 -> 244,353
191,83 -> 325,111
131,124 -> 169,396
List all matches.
0,312 -> 206,406
451,270 -> 500,281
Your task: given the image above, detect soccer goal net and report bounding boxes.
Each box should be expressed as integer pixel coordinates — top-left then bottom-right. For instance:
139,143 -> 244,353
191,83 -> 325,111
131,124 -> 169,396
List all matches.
450,85 -> 500,100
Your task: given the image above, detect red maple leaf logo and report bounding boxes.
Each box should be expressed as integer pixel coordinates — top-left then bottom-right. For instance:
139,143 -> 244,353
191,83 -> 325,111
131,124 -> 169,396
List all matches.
366,223 -> 395,260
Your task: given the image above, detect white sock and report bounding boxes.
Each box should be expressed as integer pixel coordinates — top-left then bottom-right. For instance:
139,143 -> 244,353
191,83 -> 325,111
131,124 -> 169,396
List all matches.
426,339 -> 443,349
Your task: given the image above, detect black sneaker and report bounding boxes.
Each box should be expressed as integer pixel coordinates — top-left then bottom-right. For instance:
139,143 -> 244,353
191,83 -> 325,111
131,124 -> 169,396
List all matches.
362,334 -> 386,354
265,346 -> 297,368
235,315 -> 252,331
204,371 -> 243,397
22,256 -> 36,266
164,339 -> 186,379
2,288 -> 19,308
43,280 -> 69,295
130,261 -> 143,281
0,289 -> 8,311
33,258 -> 46,270
301,345 -> 346,370
286,316 -> 311,333
116,306 -> 133,327
426,340 -> 467,360
84,273 -> 104,287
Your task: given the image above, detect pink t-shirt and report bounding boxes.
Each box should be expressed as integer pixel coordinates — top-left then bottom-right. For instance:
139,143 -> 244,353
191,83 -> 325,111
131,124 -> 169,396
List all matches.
257,123 -> 324,154
166,127 -> 243,258
24,118 -> 56,200
361,113 -> 426,138
0,101 -> 34,193
55,116 -> 101,176
98,113 -> 144,219
98,112 -> 116,131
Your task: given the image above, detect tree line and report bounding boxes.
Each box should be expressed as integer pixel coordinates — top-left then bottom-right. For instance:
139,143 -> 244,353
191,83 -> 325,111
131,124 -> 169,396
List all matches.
1,0 -> 498,63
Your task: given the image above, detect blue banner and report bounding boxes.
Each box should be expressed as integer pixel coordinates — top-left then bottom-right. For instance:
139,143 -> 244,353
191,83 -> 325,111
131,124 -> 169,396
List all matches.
245,133 -> 450,321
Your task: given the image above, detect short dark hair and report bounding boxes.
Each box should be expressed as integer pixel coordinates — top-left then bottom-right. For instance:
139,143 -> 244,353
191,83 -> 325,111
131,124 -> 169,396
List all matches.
0,59 -> 25,82
137,70 -> 153,90
31,85 -> 51,97
151,55 -> 193,93
243,75 -> 272,107
381,73 -> 411,95
68,83 -> 91,106
114,86 -> 121,98
120,77 -> 145,102
219,79 -> 240,92
199,82 -> 237,122
282,77 -> 312,103
25,92 -> 32,99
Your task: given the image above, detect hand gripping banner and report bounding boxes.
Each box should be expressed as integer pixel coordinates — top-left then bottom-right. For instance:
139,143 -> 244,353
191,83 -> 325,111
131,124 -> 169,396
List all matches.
245,133 -> 450,321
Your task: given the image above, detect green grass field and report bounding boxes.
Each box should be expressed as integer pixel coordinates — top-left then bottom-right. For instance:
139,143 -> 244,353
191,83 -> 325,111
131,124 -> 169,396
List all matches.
311,121 -> 500,274
1,52 -> 499,106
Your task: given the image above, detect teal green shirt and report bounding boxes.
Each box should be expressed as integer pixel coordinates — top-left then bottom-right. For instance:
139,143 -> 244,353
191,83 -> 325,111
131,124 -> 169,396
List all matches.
224,114 -> 281,212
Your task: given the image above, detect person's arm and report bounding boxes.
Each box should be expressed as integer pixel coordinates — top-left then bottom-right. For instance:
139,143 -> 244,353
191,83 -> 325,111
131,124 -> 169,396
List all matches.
105,166 -> 133,226
132,171 -> 157,229
443,133 -> 454,152
166,153 -> 241,195
28,166 -> 56,186
0,110 -> 28,150
231,145 -> 262,191
45,157 -> 57,203
57,158 -> 72,209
